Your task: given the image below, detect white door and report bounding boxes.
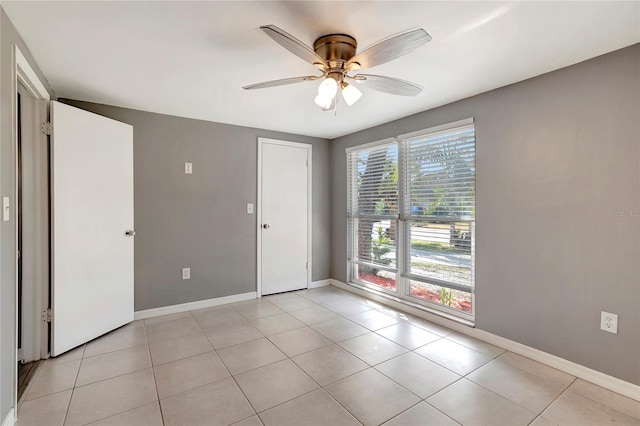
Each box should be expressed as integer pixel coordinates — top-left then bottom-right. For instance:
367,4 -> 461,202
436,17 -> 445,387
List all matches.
259,139 -> 311,295
51,101 -> 134,356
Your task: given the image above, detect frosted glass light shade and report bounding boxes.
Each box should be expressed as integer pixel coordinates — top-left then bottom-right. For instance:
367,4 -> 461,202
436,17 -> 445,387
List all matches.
314,78 -> 338,109
341,83 -> 362,106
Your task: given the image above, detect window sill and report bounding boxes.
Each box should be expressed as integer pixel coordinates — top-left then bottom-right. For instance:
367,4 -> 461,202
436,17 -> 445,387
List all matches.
344,280 -> 475,327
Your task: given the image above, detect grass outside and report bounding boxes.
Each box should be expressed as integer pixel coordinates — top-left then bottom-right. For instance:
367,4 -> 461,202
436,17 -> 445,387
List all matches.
410,222 -> 470,229
410,240 -> 460,253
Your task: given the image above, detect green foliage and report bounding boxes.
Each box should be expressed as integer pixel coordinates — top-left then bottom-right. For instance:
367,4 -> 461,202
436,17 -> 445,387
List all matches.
440,288 -> 453,306
410,240 -> 458,253
371,227 -> 392,266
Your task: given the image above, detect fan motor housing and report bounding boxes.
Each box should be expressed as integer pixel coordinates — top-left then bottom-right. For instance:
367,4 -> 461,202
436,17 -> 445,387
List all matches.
313,34 -> 357,65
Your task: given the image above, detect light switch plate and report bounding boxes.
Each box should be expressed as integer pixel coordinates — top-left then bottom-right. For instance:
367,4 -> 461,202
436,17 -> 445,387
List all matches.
247,203 -> 254,214
182,267 -> 191,280
185,162 -> 193,174
2,197 -> 9,222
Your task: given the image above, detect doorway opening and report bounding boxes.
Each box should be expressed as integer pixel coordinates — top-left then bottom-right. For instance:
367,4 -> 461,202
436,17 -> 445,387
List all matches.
12,45 -> 52,412
16,81 -> 49,402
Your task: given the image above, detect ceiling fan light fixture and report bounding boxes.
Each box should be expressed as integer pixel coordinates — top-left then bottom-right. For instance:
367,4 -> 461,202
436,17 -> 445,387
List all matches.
314,77 -> 338,109
341,82 -> 362,106
244,25 -> 430,112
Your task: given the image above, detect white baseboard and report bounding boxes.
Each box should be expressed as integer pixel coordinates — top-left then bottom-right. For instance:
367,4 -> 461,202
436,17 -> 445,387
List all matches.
2,409 -> 15,426
309,279 -> 331,289
330,279 -> 640,402
134,292 -> 257,320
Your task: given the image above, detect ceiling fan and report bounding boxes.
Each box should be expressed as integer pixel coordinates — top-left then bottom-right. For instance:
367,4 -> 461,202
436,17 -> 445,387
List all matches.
243,25 -> 432,111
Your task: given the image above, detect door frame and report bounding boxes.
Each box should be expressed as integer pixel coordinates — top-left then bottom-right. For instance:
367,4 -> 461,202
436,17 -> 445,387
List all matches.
256,138 -> 312,297
11,44 -> 51,411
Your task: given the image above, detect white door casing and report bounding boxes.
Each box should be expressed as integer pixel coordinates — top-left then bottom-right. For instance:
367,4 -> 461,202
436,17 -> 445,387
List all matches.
18,90 -> 49,363
258,138 -> 311,296
51,101 -> 134,356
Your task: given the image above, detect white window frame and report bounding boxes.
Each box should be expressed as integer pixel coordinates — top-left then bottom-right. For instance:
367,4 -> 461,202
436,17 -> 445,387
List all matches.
346,138 -> 402,298
346,118 -> 475,322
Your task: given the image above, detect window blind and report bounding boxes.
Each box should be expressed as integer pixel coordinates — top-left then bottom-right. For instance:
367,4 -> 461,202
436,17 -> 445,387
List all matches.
347,142 -> 399,275
403,124 -> 475,220
345,120 -> 476,317
347,142 -> 399,219
401,123 -> 475,293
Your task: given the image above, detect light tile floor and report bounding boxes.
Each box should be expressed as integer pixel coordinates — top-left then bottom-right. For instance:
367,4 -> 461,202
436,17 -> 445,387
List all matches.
16,286 -> 640,426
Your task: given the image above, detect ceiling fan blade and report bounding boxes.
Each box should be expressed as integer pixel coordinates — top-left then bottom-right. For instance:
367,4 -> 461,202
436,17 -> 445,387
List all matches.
243,75 -> 321,90
347,28 -> 431,70
350,74 -> 422,96
260,25 -> 327,69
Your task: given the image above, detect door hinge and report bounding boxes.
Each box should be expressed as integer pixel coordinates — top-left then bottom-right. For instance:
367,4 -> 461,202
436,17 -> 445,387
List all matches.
42,308 -> 52,323
306,159 -> 308,167
306,262 -> 308,269
41,122 -> 51,135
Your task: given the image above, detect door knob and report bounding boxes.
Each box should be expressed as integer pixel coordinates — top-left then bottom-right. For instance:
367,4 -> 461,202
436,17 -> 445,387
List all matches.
262,224 -> 270,229
125,230 -> 136,237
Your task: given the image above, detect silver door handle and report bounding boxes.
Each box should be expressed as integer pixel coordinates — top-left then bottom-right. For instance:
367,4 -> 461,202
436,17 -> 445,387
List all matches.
262,224 -> 270,229
125,230 -> 136,237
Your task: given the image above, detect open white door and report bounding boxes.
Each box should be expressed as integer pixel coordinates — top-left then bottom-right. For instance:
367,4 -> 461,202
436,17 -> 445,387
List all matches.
259,138 -> 311,296
51,101 -> 134,356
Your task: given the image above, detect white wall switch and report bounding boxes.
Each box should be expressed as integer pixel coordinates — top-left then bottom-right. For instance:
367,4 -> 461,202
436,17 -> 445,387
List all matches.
600,311 -> 618,334
184,162 -> 193,174
182,267 -> 191,280
247,203 -> 254,214
2,197 -> 10,221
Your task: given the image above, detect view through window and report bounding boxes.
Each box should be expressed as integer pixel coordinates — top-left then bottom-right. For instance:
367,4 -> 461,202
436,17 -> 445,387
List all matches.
347,120 -> 475,318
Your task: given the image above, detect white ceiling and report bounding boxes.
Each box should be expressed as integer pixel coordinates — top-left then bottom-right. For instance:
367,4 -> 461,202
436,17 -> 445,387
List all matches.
4,1 -> 639,139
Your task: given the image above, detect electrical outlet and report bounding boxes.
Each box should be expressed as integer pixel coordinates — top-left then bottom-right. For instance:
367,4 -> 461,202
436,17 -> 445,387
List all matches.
185,162 -> 193,175
247,203 -> 254,214
600,311 -> 618,334
182,267 -> 191,280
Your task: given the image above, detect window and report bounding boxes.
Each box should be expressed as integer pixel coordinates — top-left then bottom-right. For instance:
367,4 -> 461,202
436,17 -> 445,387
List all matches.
347,141 -> 399,293
347,119 -> 475,319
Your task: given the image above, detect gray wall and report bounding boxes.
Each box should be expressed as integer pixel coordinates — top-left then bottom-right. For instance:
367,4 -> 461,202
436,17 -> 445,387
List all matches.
59,100 -> 331,311
0,7 -> 56,421
331,44 -> 640,385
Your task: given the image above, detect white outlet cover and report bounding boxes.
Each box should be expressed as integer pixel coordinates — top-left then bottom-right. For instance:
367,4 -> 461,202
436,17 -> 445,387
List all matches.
182,267 -> 191,280
247,203 -> 254,214
600,311 -> 618,334
185,162 -> 193,174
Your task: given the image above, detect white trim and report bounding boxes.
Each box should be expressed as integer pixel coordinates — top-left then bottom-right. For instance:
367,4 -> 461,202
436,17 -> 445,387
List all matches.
1,409 -> 15,426
309,279 -> 331,289
330,279 -> 640,401
11,44 -> 51,420
257,139 -> 263,297
345,137 -> 395,154
257,138 -> 312,297
15,48 -> 50,102
134,292 -> 257,320
397,117 -> 473,141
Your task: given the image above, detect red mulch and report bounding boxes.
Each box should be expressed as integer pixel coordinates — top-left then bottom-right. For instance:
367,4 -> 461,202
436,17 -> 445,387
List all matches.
358,273 -> 472,313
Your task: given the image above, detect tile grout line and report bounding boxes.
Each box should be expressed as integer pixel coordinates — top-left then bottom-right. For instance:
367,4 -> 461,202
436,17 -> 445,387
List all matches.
143,322 -> 167,426
527,376 -> 578,425
76,325 -> 159,426
46,287 -> 629,426
423,397 -> 465,425
210,294 -> 382,424
59,343 -> 86,425
460,352 -> 580,420
188,306 -> 262,422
